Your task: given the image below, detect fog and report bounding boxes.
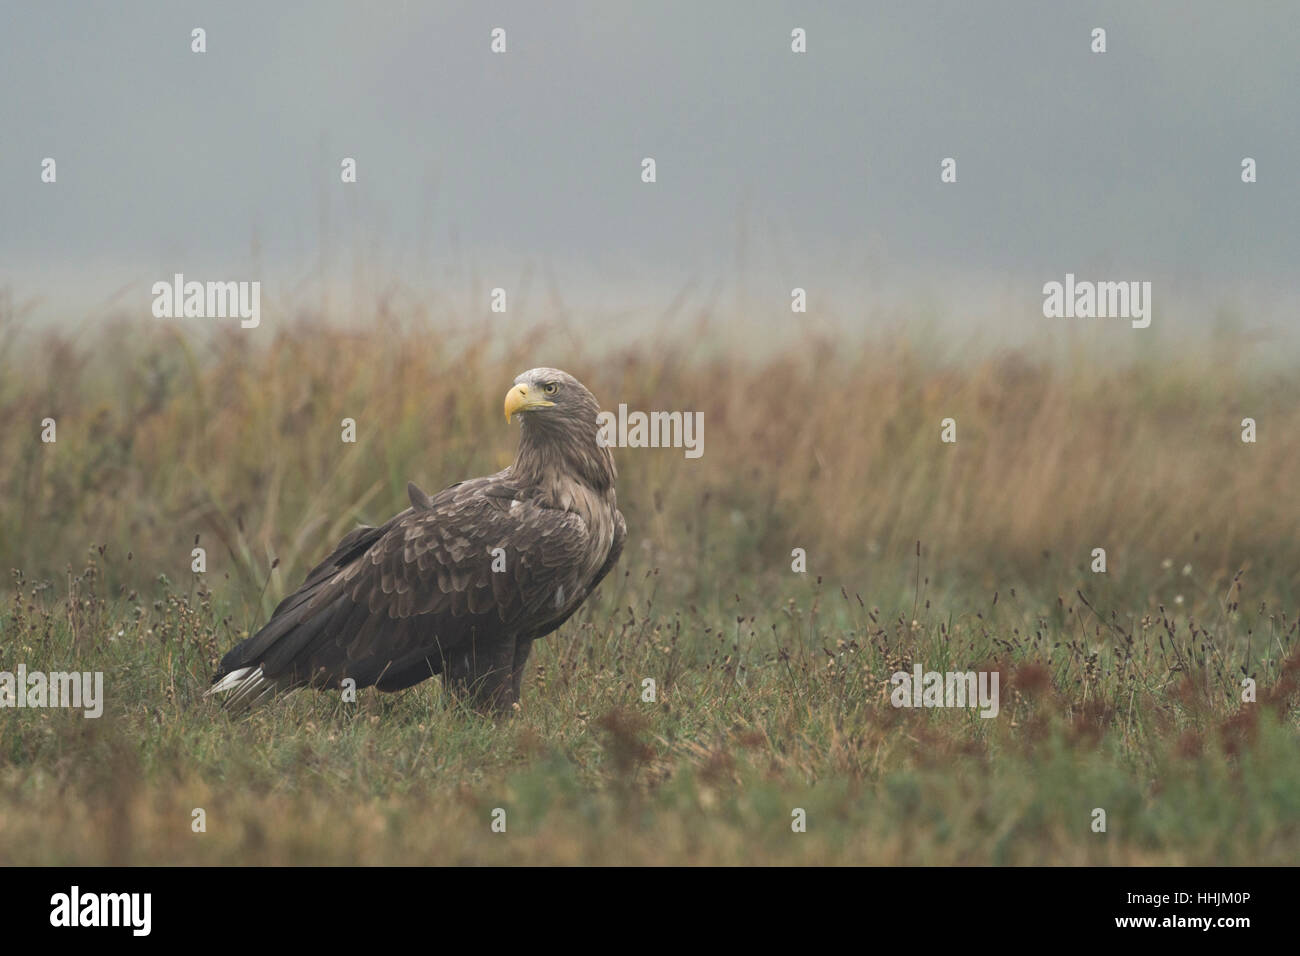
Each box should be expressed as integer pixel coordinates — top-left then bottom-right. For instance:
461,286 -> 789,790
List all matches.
2,1 -> 1295,346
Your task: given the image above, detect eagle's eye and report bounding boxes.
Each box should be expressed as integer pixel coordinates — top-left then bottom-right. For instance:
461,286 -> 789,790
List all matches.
543,382 -> 559,395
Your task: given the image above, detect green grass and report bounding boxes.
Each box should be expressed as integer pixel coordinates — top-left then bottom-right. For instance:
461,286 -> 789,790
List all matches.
1,547 -> 1297,864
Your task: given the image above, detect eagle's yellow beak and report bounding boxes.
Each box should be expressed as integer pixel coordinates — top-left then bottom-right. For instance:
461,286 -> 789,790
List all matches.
504,383 -> 555,422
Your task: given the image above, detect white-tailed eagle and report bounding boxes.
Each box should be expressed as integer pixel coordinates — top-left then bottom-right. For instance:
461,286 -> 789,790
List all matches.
207,368 -> 625,714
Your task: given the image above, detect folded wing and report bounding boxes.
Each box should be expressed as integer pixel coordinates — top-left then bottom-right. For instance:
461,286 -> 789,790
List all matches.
211,475 -> 600,697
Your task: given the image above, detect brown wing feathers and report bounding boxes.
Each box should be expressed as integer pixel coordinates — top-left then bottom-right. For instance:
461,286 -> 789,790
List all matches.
214,477 -> 598,693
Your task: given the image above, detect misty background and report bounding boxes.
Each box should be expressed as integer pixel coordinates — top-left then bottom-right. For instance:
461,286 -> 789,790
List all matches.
1,0 -> 1296,351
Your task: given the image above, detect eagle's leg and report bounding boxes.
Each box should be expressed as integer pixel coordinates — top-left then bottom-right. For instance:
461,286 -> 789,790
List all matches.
444,634 -> 519,714
509,637 -> 535,705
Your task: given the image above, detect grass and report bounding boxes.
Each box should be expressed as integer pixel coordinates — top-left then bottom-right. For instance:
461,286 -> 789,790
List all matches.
1,300 -> 1298,864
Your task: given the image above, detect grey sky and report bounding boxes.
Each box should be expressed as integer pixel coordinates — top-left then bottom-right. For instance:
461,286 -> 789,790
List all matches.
2,1 -> 1296,332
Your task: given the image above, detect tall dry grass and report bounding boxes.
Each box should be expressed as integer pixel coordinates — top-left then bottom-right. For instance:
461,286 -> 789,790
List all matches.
2,305 -> 1296,623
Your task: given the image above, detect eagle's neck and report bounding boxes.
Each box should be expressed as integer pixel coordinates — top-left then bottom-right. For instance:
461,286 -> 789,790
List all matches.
513,415 -> 616,505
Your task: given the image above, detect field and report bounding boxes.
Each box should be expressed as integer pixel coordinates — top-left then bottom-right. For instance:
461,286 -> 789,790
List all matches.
2,301 -> 1299,864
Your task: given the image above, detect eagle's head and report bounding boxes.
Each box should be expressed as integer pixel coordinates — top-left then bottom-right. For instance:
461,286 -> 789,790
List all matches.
505,368 -> 614,491
504,368 -> 599,427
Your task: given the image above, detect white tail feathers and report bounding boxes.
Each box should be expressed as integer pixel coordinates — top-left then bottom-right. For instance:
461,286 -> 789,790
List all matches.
205,665 -> 279,711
